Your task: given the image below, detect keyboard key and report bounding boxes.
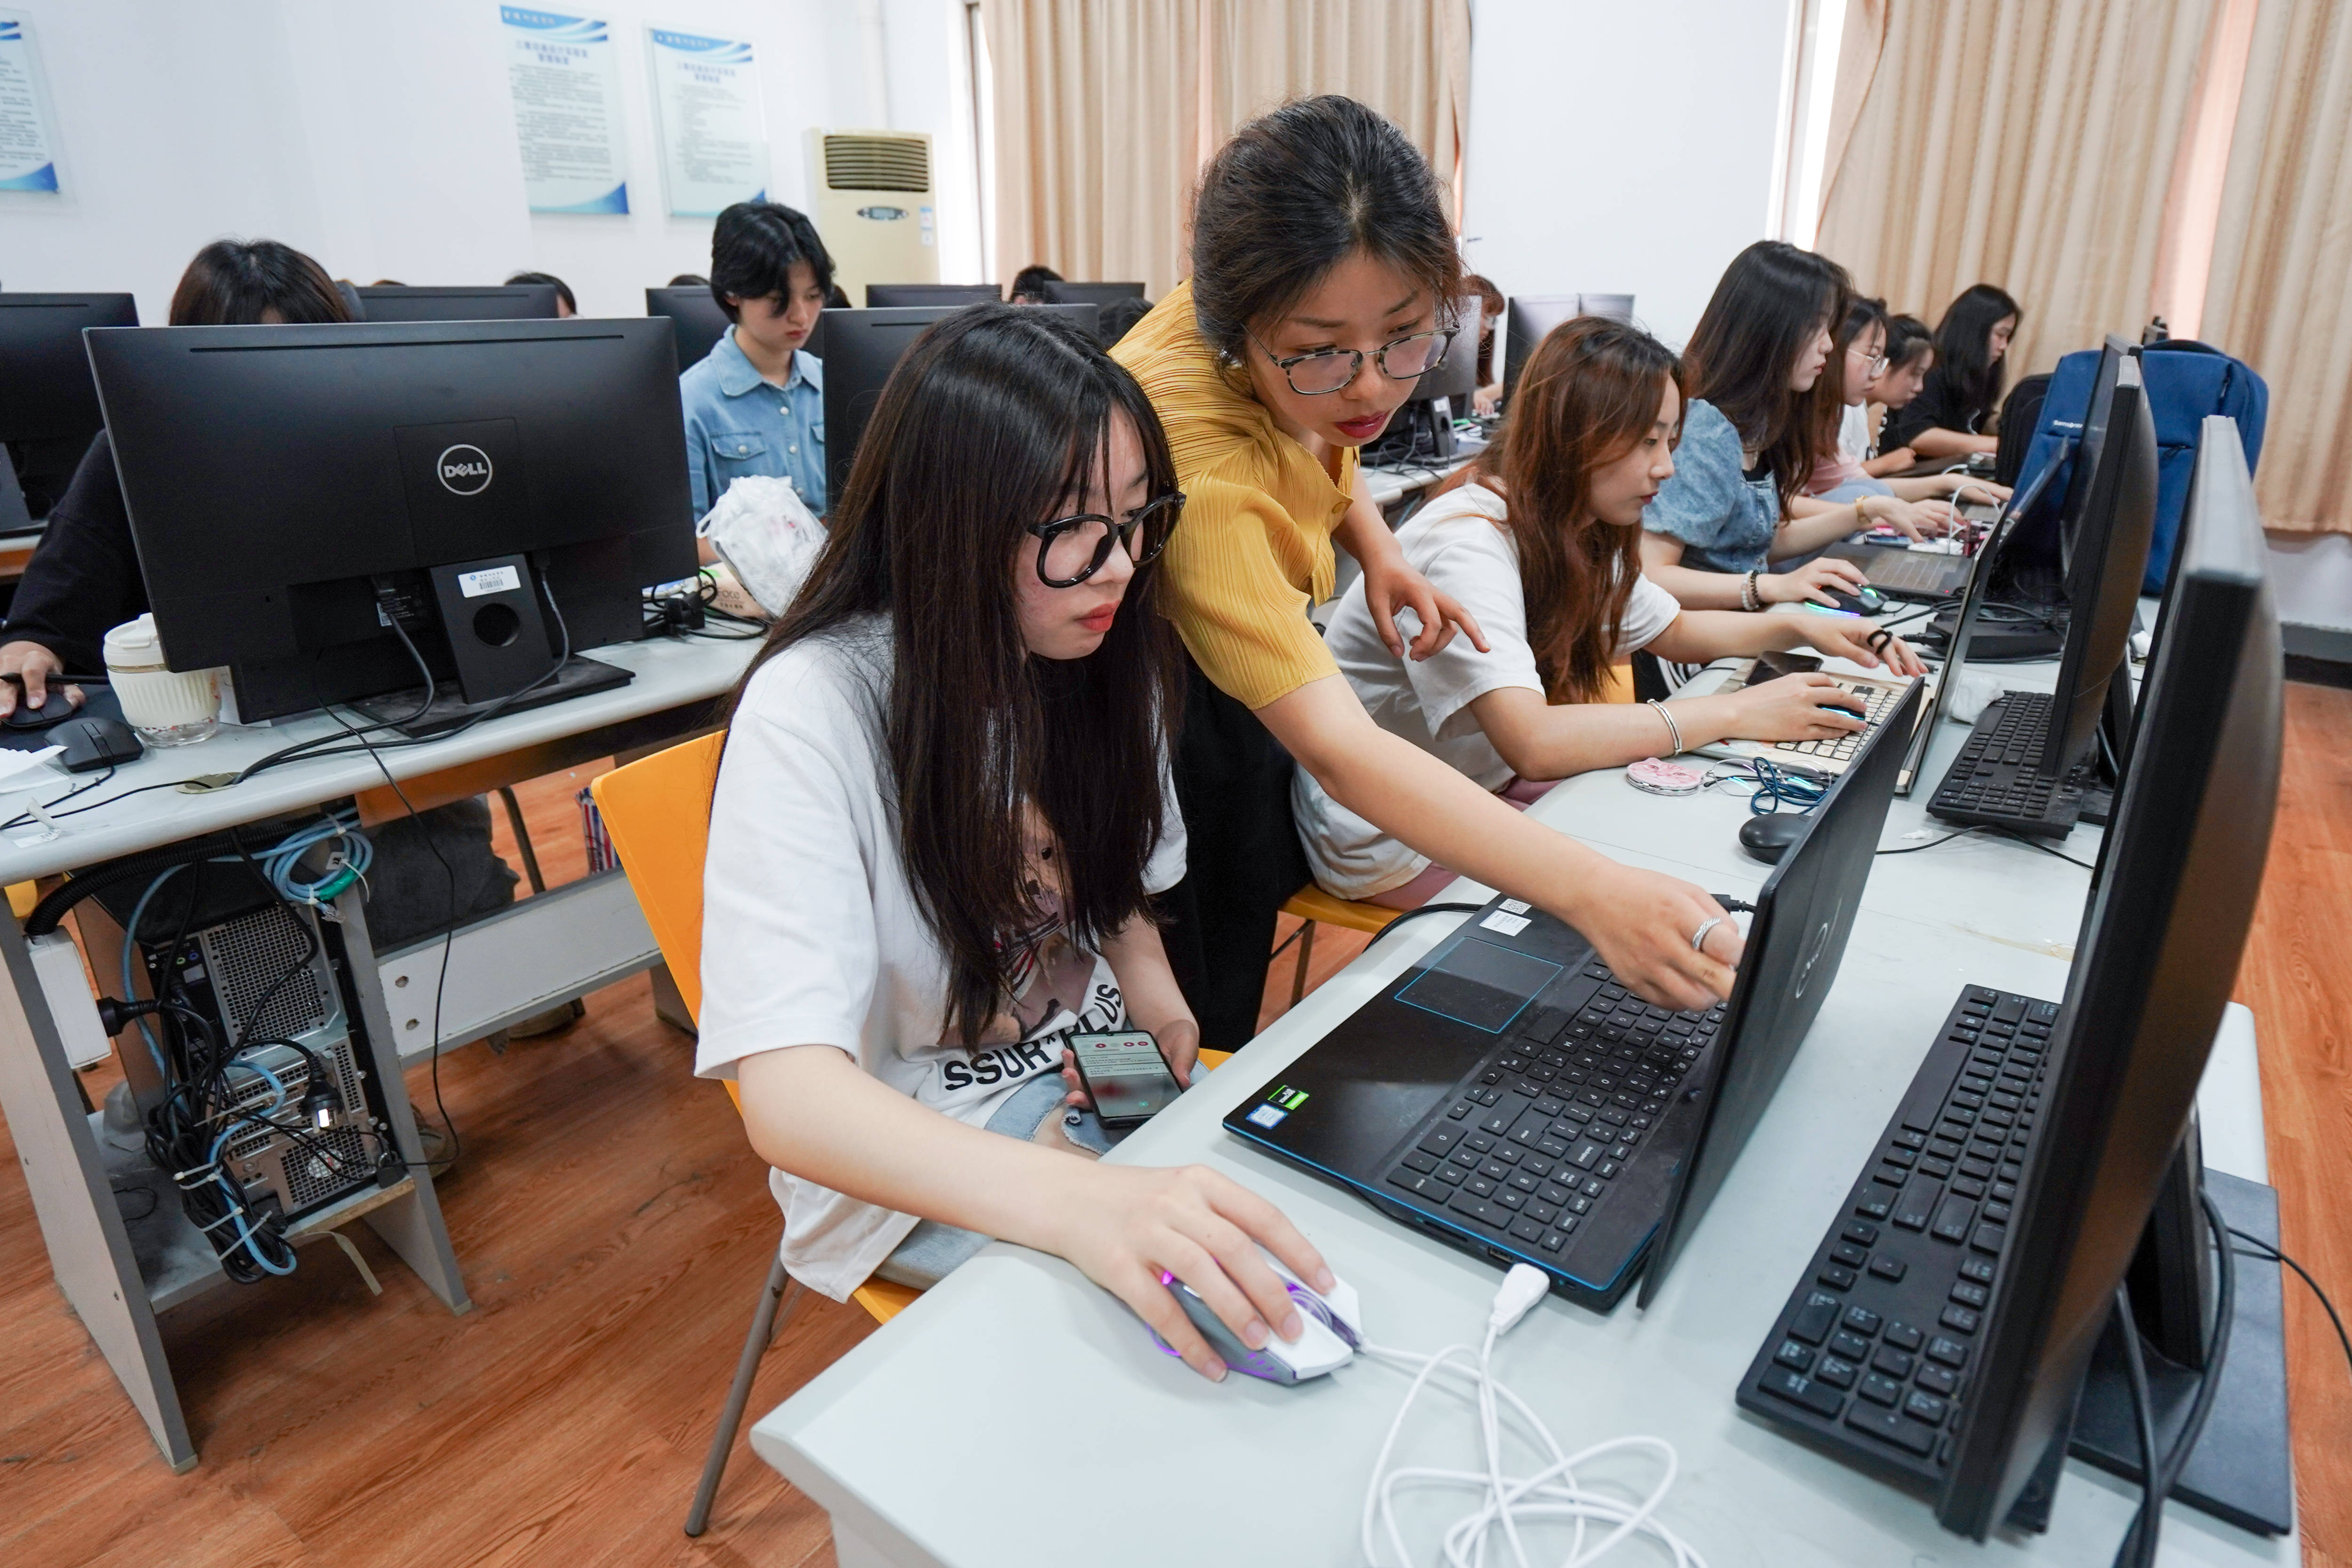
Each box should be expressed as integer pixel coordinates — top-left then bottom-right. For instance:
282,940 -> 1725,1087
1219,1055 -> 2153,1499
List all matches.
1926,1336 -> 1970,1369
1843,1220 -> 1880,1247
1817,1264 -> 1857,1290
1842,1305 -> 1882,1336
1540,1229 -> 1568,1252
1868,1254 -> 1907,1282
1970,1223 -> 2007,1255
1539,1182 -> 1574,1206
1435,1165 -> 1465,1186
1389,1172 -> 1439,1199
1815,1355 -> 1858,1390
1569,1141 -> 1604,1169
1758,1366 -> 1844,1418
1510,1218 -> 1545,1244
1524,1201 -> 1558,1226
1872,1345 -> 1915,1378
1465,1133 -> 1496,1153
1915,1363 -> 1958,1397
1775,1340 -> 1816,1372
1846,1401 -> 1937,1456
1596,1161 -> 1622,1180
1829,1329 -> 1871,1362
1983,1201 -> 2012,1225
1883,1321 -> 1924,1353
1508,1171 -> 1540,1194
1951,1176 -> 1988,1200
1941,1305 -> 1981,1335
1831,1241 -> 1869,1268
1788,1292 -> 1841,1345
1930,1195 -> 1976,1244
1419,1128 -> 1462,1156
1446,1101 -> 1473,1121
1466,1176 -> 1497,1198
1858,1372 -> 1904,1407
1401,1151 -> 1440,1174
1494,1189 -> 1526,1212
1960,1256 -> 1996,1286
1854,1192 -> 1893,1222
1950,1281 -> 1989,1309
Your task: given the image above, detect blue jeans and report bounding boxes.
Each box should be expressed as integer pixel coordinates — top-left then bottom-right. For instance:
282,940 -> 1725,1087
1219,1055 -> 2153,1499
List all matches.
872,1074 -> 1124,1289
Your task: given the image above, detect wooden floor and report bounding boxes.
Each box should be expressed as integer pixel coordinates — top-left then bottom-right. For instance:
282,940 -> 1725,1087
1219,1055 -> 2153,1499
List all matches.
0,688 -> 2346,1567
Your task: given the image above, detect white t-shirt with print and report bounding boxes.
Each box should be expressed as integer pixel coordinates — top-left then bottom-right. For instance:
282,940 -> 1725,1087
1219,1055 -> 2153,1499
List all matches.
696,617 -> 1186,1301
1295,481 -> 1681,899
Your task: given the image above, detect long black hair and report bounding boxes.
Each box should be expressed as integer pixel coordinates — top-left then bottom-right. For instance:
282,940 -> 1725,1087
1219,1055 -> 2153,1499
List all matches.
727,305 -> 1183,1046
1932,283 -> 2022,429
1189,95 -> 1463,368
169,239 -> 351,326
1681,240 -> 1851,513
1806,292 -> 1888,480
709,201 -> 834,321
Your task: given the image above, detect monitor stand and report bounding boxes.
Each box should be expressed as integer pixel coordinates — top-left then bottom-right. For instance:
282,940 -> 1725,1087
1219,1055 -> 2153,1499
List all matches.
2065,1160 -> 2295,1536
2067,665 -> 2137,827
346,653 -> 633,738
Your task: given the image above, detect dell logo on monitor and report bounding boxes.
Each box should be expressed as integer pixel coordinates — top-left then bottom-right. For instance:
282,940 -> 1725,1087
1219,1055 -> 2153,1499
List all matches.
436,444 -> 494,495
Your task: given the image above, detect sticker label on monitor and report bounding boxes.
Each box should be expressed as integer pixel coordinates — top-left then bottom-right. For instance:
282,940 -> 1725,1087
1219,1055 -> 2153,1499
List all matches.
458,565 -> 522,599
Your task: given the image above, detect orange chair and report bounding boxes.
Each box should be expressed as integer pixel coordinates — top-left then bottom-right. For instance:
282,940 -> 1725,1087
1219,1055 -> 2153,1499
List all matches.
591,734 -> 1228,1535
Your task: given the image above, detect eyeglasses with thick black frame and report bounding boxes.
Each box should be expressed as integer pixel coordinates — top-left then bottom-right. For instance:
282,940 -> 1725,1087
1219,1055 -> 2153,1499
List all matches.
1249,327 -> 1459,396
1025,493 -> 1185,587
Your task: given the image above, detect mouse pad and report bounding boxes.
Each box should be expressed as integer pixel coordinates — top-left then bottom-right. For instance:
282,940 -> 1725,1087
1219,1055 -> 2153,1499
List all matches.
0,685 -> 126,752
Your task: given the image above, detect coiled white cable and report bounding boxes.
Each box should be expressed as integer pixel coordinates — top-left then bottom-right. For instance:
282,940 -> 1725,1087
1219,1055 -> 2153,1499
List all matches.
1358,1265 -> 1708,1568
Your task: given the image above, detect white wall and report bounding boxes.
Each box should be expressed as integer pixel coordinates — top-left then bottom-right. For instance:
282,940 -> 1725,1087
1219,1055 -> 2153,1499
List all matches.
0,0 -> 979,323
1463,0 -> 1795,349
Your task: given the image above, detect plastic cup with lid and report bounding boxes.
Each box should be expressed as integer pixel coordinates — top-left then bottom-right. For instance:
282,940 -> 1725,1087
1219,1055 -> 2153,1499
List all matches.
102,614 -> 219,746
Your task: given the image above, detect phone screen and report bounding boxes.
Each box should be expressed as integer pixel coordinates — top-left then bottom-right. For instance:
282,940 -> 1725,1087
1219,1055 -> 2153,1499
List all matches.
1071,1032 -> 1181,1125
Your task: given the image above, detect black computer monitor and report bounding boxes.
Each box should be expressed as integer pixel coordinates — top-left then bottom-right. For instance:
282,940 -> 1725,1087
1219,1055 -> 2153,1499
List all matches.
86,318 -> 696,724
354,285 -> 561,322
0,292 -> 140,521
822,303 -> 1099,505
1502,294 -> 1581,401
1412,296 -> 1482,407
1937,419 -> 2280,1538
2037,355 -> 2158,777
1041,280 -> 1147,307
863,282 -> 1001,309
644,287 -> 735,369
2056,337 -> 2132,574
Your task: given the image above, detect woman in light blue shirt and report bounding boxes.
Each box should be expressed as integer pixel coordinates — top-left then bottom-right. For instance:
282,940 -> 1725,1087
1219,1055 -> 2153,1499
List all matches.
680,201 -> 832,517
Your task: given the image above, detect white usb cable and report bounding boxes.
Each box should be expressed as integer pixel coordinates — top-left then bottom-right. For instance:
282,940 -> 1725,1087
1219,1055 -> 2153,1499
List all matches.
1357,1265 -> 1709,1568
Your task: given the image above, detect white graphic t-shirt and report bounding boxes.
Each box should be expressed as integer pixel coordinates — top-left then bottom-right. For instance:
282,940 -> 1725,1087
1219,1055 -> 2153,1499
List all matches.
696,617 -> 1185,1300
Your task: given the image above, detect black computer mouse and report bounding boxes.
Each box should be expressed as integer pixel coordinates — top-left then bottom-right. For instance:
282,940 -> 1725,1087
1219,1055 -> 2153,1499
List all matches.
1813,585 -> 1887,617
54,715 -> 144,773
1738,813 -> 1811,865
1,686 -> 81,731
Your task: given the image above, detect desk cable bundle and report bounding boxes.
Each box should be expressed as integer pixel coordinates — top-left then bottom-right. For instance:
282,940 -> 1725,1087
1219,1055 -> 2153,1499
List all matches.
1357,1264 -> 1709,1568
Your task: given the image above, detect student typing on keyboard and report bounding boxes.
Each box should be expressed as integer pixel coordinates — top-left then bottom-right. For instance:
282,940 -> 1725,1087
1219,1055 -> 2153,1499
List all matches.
1295,318 -> 1925,909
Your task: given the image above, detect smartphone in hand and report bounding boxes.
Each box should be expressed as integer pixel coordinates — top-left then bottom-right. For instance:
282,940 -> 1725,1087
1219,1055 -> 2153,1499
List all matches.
1066,1030 -> 1184,1128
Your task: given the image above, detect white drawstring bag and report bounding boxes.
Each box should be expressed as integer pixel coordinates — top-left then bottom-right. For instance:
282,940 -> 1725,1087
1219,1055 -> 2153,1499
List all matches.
697,475 -> 828,617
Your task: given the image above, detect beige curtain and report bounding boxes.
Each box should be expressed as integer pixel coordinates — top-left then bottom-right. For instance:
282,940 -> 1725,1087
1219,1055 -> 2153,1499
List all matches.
983,0 -> 1202,299
1203,0 -> 1471,221
2201,0 -> 2352,533
985,0 -> 1471,298
1814,0 -> 2214,383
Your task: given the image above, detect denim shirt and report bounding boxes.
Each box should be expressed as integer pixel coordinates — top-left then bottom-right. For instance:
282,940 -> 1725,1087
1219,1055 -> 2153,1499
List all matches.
1641,398 -> 1780,575
679,327 -> 826,518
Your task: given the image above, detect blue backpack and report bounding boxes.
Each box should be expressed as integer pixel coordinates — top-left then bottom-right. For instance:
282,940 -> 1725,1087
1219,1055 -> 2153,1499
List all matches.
2010,341 -> 2267,592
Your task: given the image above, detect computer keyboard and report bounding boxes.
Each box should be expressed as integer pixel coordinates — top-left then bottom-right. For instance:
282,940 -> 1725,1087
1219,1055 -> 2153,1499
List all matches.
1737,986 -> 2055,1480
1927,691 -> 2083,836
1859,549 -> 1965,595
1719,669 -> 1906,769
1382,957 -> 1722,1263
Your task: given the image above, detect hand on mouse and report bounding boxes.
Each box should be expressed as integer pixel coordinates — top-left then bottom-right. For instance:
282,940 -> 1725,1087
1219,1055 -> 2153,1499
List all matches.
1798,617 -> 1928,677
1726,672 -> 1870,743
1047,1162 -> 1333,1382
0,641 -> 81,719
1760,557 -> 1870,609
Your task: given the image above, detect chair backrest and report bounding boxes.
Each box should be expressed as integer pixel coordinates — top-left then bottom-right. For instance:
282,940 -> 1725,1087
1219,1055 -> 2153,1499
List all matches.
590,731 -> 727,1025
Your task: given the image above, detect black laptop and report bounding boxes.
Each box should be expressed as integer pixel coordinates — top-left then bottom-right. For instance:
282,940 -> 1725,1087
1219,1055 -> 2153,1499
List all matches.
1226,680 -> 1923,1311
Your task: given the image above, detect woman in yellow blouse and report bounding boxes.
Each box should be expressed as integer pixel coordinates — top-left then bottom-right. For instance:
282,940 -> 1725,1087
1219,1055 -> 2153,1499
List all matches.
1113,96 -> 1742,1049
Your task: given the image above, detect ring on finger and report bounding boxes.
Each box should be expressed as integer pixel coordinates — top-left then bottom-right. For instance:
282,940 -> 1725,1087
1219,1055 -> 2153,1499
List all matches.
1690,915 -> 1724,953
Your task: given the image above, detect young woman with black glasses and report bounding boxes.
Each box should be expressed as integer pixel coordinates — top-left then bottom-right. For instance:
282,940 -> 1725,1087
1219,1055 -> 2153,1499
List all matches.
703,305 -> 1330,1380
1113,96 -> 1746,1050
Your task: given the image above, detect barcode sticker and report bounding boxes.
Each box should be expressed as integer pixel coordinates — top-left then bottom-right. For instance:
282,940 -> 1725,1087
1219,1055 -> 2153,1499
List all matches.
1480,911 -> 1531,936
458,565 -> 521,598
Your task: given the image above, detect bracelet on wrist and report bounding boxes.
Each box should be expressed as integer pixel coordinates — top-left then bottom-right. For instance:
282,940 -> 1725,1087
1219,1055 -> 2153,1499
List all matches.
1645,699 -> 1685,756
1741,569 -> 1764,612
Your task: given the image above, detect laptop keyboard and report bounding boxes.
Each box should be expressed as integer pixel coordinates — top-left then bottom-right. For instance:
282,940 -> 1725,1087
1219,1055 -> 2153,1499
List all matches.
1851,549 -> 1963,595
1719,670 -> 1904,766
1383,957 -> 1724,1258
1738,987 -> 2054,1477
1927,691 -> 2083,837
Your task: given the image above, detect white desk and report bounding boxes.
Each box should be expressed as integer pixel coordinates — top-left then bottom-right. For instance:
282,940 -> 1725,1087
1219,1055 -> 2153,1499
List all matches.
749,635 -> 2287,1566
0,634 -> 758,1470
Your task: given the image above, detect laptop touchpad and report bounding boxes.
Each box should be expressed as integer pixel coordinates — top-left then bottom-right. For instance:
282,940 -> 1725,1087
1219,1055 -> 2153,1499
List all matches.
1395,937 -> 1562,1033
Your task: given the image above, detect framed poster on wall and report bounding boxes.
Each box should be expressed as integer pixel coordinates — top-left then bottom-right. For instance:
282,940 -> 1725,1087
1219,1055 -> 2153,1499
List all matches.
0,11 -> 62,192
647,26 -> 767,218
500,6 -> 630,214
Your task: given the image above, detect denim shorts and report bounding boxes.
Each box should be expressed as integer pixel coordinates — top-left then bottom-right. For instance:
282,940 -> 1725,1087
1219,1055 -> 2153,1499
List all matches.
871,1073 -> 1124,1289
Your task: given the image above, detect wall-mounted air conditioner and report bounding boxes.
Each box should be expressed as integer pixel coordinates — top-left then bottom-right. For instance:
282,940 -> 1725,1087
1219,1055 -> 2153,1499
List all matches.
806,129 -> 937,301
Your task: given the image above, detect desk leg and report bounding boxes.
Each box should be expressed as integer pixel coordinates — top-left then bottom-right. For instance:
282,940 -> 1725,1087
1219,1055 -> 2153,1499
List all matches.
0,919 -> 196,1470
331,886 -> 471,1315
